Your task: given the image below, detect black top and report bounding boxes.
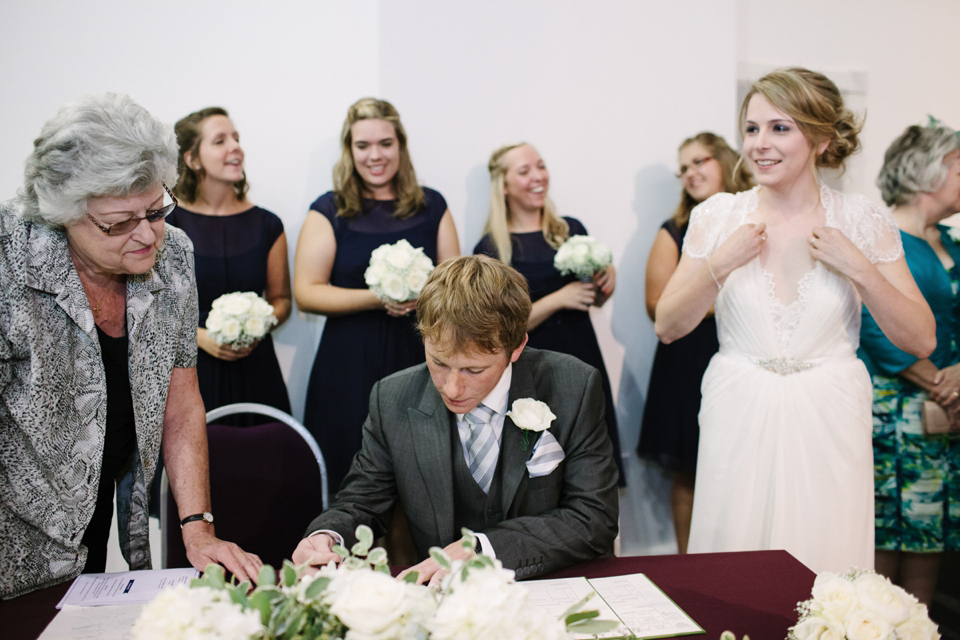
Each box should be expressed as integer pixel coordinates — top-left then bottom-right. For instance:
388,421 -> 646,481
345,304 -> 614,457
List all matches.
82,326 -> 137,572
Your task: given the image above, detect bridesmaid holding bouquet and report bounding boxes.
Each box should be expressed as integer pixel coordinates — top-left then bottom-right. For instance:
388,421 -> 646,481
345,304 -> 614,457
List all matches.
295,98 -> 460,491
474,142 -> 623,483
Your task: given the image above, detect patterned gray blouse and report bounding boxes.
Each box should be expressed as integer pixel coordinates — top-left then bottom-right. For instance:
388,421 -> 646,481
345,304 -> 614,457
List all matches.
0,200 -> 198,598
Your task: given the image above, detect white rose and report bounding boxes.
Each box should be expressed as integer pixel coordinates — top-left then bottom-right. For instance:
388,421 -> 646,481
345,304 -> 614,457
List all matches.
220,318 -> 242,343
221,294 -> 253,316
251,296 -> 274,317
381,272 -> 410,302
811,573 -> 857,622
791,615 -> 845,640
895,605 -> 940,640
844,608 -> 894,640
132,585 -> 262,640
570,242 -> 591,265
365,262 -> 388,287
590,241 -> 612,266
854,572 -> 914,626
327,570 -> 412,638
205,309 -> 225,333
385,245 -> 414,270
244,315 -> 267,338
404,270 -> 428,297
506,398 -> 557,432
429,565 -> 526,640
415,253 -> 433,271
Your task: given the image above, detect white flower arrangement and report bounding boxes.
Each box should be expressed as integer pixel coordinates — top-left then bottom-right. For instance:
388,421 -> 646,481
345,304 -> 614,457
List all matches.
365,239 -> 435,304
130,583 -> 264,640
205,292 -> 277,349
133,527 -> 616,640
789,569 -> 940,640
553,235 -> 613,280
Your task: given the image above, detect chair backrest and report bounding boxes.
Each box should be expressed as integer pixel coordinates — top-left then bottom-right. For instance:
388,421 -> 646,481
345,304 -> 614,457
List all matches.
162,403 -> 329,570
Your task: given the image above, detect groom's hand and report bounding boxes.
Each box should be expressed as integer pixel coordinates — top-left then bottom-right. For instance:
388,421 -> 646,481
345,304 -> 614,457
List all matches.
292,532 -> 341,574
397,537 -> 474,586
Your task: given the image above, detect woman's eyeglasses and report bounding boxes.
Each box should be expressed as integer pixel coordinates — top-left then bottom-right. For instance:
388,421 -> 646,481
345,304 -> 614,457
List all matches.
676,156 -> 714,178
86,184 -> 178,236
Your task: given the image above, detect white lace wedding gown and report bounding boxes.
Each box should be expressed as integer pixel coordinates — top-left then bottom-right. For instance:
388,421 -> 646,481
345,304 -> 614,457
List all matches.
685,185 -> 902,574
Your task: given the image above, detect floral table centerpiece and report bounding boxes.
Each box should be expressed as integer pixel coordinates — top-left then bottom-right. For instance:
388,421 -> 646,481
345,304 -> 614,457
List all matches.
553,235 -> 613,281
132,526 -> 619,640
788,569 -> 939,640
365,239 -> 435,303
205,292 -> 278,349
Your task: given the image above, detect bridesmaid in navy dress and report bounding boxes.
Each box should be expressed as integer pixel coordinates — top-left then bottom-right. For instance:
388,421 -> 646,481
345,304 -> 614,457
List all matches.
170,107 -> 292,423
638,132 -> 752,552
474,143 -> 623,484
295,98 -> 460,491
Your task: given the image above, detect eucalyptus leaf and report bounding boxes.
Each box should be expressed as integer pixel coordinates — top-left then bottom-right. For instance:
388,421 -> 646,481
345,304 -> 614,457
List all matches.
561,593 -> 594,619
566,619 -> 621,634
402,571 -> 420,584
248,590 -> 274,625
304,576 -> 329,599
281,564 -> 297,588
202,564 -> 226,589
367,547 -> 387,565
227,585 -> 249,608
566,610 -> 601,625
332,544 -> 349,559
259,565 -> 277,587
429,548 -> 452,570
355,524 -> 374,549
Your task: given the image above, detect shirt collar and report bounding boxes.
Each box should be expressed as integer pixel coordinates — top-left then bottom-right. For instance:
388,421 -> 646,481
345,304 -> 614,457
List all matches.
456,362 -> 512,419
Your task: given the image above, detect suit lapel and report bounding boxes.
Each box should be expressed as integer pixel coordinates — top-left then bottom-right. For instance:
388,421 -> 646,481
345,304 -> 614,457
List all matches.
500,359 -> 537,515
409,386 -> 456,545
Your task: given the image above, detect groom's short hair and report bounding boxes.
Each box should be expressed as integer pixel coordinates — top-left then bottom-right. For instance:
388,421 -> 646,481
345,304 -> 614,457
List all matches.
417,255 -> 531,355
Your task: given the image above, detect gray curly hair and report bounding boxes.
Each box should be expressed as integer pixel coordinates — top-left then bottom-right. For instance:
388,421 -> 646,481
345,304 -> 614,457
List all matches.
877,124 -> 960,207
18,93 -> 177,227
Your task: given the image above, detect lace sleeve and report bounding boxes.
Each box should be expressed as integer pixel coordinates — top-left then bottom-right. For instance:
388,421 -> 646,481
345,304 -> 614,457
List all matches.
682,192 -> 736,260
839,193 -> 903,263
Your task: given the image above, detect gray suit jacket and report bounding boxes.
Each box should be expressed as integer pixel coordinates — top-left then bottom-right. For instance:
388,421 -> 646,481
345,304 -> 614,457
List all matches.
306,348 -> 619,578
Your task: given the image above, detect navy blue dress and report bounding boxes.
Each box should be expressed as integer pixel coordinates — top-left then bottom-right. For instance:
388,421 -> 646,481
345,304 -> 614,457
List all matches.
304,188 -> 447,492
637,218 -> 719,473
167,206 -> 291,423
474,217 -> 624,484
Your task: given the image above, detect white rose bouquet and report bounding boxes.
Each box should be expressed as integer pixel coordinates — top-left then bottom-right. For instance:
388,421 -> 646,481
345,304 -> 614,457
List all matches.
365,239 -> 435,304
205,292 -> 277,349
789,569 -> 940,640
553,235 -> 613,281
133,526 -> 617,640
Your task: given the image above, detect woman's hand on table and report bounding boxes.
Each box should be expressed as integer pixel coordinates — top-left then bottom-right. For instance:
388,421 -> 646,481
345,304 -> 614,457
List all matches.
198,328 -> 257,361
182,525 -> 263,584
383,298 -> 418,317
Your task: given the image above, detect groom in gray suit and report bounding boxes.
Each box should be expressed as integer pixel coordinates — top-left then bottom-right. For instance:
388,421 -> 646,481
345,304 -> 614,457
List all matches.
292,255 -> 619,583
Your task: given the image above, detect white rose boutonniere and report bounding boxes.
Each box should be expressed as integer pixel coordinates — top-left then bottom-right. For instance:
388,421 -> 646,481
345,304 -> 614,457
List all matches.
506,398 -> 557,450
946,225 -> 960,245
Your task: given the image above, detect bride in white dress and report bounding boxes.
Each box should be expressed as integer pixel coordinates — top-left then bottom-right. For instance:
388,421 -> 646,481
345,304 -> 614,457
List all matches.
655,68 -> 935,574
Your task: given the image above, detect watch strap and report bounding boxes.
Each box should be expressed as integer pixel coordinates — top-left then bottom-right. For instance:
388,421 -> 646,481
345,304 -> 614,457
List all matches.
180,512 -> 214,527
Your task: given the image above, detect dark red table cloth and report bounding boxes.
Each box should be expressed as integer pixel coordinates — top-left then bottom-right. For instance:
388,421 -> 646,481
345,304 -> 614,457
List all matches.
0,550 -> 814,639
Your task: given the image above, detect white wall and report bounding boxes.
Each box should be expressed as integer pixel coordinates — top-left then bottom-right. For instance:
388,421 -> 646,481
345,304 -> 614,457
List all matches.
0,0 -> 734,443
5,0 -> 956,554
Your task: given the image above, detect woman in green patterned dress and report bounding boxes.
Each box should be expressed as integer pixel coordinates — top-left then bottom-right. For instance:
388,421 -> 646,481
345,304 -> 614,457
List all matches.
858,121 -> 960,604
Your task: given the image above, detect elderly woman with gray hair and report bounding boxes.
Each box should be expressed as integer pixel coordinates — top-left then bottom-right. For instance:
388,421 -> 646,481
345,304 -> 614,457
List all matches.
0,94 -> 261,599
858,120 -> 960,604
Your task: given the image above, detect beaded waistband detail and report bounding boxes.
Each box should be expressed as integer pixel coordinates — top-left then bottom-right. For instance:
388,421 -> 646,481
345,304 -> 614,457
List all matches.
754,357 -> 816,375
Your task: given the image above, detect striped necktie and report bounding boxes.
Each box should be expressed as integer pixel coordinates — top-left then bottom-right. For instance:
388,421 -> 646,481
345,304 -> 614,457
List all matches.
464,403 -> 498,493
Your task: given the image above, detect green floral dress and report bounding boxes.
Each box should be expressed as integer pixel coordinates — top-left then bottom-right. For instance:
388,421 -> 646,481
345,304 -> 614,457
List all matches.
858,226 -> 960,552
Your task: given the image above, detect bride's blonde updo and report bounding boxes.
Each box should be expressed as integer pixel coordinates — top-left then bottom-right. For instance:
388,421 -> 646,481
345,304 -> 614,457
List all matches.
739,67 -> 862,172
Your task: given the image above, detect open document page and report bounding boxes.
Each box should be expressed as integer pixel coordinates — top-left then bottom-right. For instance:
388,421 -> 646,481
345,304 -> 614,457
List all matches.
56,568 -> 200,608
525,573 -> 704,639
